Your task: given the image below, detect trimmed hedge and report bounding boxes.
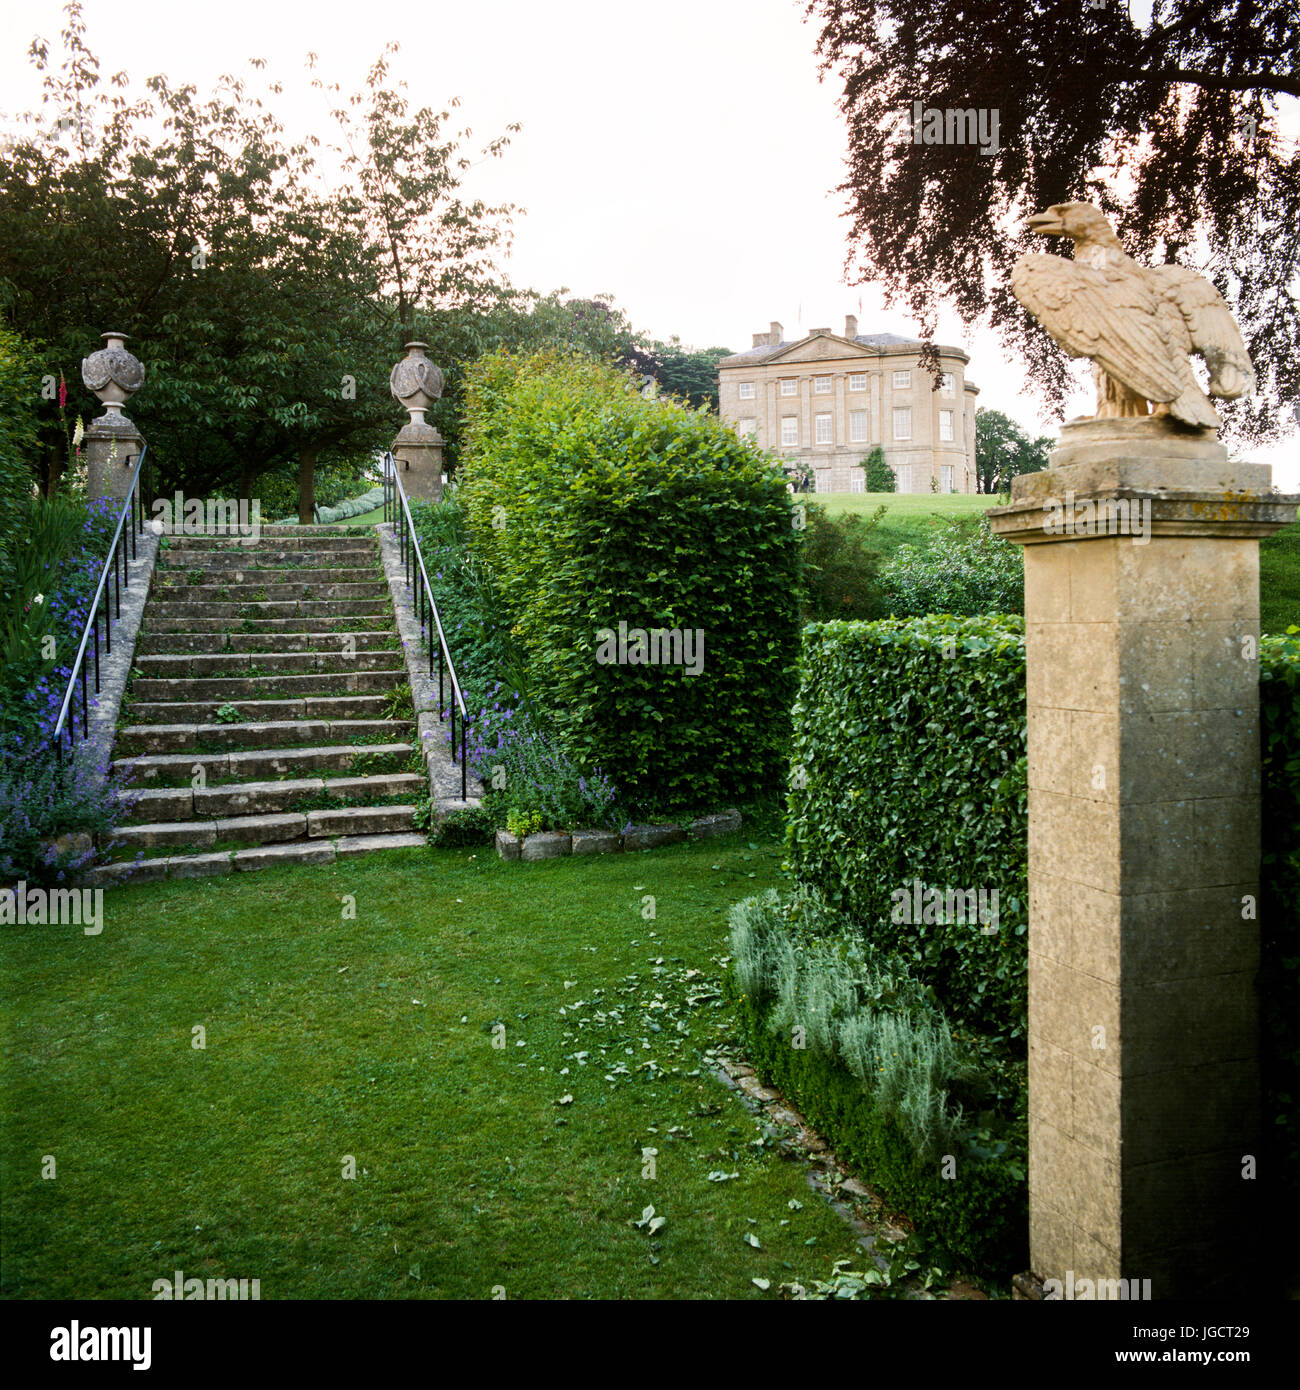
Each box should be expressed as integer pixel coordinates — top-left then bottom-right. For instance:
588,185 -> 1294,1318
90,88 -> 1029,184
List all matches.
787,614 -> 1029,1044
1260,629 -> 1300,1203
728,987 -> 1026,1278
457,350 -> 802,816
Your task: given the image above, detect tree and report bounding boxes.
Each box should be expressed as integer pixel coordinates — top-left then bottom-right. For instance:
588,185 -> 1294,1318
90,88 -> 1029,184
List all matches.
624,338 -> 733,412
0,3 -> 517,515
807,0 -> 1299,443
861,445 -> 895,491
974,408 -> 1052,495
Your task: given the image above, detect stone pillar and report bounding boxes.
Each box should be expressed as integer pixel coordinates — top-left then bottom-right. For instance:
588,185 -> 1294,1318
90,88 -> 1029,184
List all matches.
389,341 -> 445,504
82,331 -> 145,503
988,416 -> 1299,1299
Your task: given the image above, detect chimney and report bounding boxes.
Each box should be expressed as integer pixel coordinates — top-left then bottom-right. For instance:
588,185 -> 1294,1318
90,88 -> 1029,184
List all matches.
770,321 -> 783,345
752,332 -> 769,348
845,314 -> 858,339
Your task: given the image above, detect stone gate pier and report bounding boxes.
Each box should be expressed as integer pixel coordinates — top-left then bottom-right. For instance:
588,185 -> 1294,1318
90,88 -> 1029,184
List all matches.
989,416 -> 1298,1299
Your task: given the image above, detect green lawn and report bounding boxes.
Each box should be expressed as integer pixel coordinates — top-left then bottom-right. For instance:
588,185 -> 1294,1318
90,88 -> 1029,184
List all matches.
1,827 -> 889,1301
816,491 -> 996,561
817,489 -> 1298,632
341,505 -> 385,527
1261,521 -> 1300,636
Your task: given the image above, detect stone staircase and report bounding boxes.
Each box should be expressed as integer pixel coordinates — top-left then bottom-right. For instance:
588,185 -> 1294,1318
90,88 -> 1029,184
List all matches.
94,525 -> 429,883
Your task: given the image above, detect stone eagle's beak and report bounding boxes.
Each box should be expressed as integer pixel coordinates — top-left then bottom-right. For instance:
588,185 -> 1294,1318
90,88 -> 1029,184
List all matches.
1026,210 -> 1065,236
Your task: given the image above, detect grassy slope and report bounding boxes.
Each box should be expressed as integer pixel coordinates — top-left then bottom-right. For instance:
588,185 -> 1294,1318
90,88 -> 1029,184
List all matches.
819,491 -> 1299,632
1,831 -> 883,1301
1261,521 -> 1300,636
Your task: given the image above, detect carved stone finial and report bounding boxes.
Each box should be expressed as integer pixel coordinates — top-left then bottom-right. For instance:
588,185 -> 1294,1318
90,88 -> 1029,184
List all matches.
389,341 -> 444,427
82,331 -> 145,419
1011,202 -> 1255,432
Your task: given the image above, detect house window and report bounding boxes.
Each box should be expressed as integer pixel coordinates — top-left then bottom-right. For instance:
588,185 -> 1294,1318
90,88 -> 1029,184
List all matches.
895,465 -> 911,493
850,474 -> 865,493
781,417 -> 799,446
815,413 -> 832,444
893,406 -> 911,440
738,418 -> 757,437
940,373 -> 955,396
780,378 -> 797,397
893,370 -> 910,389
814,375 -> 832,394
939,409 -> 954,442
941,464 -> 954,493
848,373 -> 867,392
849,410 -> 868,443
738,381 -> 755,400
816,471 -> 832,493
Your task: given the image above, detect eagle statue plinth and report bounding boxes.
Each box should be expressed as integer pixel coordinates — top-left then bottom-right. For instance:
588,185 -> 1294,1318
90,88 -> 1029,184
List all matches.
1011,203 -> 1255,433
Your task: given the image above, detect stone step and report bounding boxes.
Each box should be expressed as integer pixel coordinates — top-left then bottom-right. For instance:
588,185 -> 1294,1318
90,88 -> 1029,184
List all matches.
110,802 -> 417,852
115,717 -> 413,755
152,581 -> 388,602
127,694 -> 392,724
163,526 -> 377,546
132,670 -> 406,701
143,599 -> 391,620
85,831 -> 427,885
159,547 -> 377,567
136,631 -> 400,655
114,741 -> 415,785
124,772 -> 425,822
136,649 -> 400,676
143,615 -> 395,635
155,568 -> 381,588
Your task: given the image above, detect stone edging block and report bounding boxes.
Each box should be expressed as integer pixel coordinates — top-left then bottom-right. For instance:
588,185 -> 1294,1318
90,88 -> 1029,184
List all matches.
496,809 -> 743,861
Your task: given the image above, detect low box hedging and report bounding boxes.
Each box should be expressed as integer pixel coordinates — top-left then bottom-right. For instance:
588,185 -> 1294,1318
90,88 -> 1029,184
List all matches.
456,350 -> 802,816
728,986 -> 1026,1278
786,614 -> 1029,1045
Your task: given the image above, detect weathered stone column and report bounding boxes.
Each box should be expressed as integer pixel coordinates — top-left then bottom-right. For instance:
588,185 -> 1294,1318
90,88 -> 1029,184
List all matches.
389,341 -> 445,504
82,331 -> 145,503
989,416 -> 1298,1299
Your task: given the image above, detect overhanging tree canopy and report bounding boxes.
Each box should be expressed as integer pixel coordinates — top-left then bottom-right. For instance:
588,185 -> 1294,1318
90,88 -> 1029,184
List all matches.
807,0 -> 1299,443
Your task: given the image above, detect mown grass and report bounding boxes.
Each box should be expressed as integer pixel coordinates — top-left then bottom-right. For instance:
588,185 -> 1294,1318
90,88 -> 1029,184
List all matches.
820,490 -> 1298,631
1,828 -> 877,1300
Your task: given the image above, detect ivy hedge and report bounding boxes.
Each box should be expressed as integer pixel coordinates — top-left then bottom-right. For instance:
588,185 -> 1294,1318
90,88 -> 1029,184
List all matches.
786,614 -> 1029,1046
764,614 -> 1299,1279
1260,629 -> 1300,1209
456,350 -> 802,816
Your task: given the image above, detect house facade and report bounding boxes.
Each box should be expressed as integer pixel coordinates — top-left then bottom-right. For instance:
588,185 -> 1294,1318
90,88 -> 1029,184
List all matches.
717,316 -> 979,493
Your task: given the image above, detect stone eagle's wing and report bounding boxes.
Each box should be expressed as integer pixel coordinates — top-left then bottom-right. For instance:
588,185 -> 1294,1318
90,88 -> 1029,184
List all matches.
1146,265 -> 1256,400
1011,254 -> 1186,403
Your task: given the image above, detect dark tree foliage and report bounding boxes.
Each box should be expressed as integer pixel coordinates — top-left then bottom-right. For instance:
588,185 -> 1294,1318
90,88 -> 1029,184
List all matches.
807,0 -> 1299,443
974,408 -> 1053,494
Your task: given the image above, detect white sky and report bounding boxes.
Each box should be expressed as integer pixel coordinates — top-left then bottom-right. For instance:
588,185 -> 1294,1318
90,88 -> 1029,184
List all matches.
2,0 -> 1296,486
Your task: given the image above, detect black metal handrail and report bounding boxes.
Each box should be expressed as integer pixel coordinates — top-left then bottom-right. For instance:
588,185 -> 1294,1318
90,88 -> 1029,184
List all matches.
381,451 -> 469,800
53,445 -> 150,759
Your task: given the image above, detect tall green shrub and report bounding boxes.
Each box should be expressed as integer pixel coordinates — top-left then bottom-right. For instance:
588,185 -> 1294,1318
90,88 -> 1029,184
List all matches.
457,350 -> 802,815
862,446 -> 895,492
787,615 -> 1029,1043
0,322 -> 43,590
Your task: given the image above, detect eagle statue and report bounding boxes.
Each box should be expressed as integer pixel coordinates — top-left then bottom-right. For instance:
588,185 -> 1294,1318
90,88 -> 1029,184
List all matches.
1010,202 -> 1255,430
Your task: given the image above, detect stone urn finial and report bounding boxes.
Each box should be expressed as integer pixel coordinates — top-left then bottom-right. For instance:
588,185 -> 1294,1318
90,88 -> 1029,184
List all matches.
388,342 -> 445,504
389,341 -> 444,428
82,331 -> 145,420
